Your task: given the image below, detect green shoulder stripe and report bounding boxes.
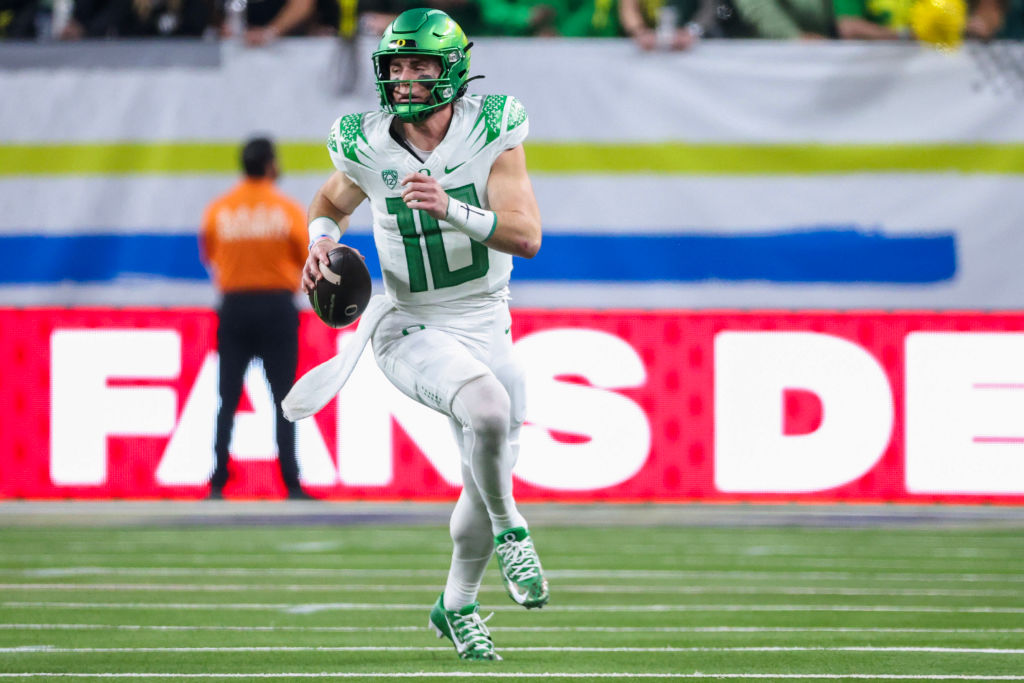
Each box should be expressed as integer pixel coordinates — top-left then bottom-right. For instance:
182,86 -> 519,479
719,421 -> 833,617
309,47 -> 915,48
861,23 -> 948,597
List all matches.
333,113 -> 373,168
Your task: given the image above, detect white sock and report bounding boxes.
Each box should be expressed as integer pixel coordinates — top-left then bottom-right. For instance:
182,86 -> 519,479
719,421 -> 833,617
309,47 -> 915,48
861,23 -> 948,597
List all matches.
443,488 -> 494,610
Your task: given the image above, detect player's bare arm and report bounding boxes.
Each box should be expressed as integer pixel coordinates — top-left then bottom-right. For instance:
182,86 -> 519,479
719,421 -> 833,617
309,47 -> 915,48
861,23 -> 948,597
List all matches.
302,170 -> 367,293
483,145 -> 541,258
399,145 -> 541,259
835,16 -> 902,40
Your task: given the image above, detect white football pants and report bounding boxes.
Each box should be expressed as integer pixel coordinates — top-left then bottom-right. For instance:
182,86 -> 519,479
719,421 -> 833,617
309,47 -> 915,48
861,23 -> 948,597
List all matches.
371,298 -> 528,610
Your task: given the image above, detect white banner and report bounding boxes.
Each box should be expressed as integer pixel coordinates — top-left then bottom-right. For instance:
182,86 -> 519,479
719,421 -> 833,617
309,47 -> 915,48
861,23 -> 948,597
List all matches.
3,39 -> 1024,309
4,39 -> 1024,143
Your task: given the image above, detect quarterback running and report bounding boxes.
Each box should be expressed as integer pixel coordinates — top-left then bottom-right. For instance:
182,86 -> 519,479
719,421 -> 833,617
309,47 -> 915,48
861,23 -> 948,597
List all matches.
293,7 -> 548,661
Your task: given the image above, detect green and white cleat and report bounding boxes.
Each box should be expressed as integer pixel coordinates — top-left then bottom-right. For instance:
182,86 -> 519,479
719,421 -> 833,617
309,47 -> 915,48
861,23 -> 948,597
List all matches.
494,527 -> 549,609
428,594 -> 502,661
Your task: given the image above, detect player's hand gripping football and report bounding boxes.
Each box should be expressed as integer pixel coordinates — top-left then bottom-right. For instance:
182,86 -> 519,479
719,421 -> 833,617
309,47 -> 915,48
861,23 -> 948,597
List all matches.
303,240 -> 366,294
302,239 -> 338,294
401,172 -> 448,220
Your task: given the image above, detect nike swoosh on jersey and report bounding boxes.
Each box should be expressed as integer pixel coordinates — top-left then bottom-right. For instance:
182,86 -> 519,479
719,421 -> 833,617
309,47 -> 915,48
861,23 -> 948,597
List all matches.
444,161 -> 467,174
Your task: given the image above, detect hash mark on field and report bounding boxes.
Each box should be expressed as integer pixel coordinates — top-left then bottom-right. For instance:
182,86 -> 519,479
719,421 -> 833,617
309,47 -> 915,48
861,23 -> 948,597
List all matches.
6,623 -> 1024,634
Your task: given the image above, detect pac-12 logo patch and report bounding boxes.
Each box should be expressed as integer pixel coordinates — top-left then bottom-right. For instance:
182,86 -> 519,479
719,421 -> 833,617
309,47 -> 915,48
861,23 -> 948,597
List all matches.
381,169 -> 398,189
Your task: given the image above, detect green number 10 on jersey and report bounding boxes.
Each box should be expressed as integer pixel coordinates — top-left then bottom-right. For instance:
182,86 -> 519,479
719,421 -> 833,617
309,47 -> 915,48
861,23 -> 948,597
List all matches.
386,184 -> 489,293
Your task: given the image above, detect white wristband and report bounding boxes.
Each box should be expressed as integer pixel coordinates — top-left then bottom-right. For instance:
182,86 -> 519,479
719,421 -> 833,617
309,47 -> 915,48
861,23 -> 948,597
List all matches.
445,198 -> 497,243
308,216 -> 342,250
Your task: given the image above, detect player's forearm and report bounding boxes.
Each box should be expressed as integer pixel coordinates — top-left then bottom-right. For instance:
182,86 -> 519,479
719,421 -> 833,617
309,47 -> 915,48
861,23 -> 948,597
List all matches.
488,210 -> 541,259
618,0 -> 647,36
308,192 -> 351,246
308,191 -> 349,227
268,0 -> 315,36
309,170 -> 368,246
733,0 -> 802,39
476,146 -> 541,258
443,196 -> 541,258
836,16 -> 901,40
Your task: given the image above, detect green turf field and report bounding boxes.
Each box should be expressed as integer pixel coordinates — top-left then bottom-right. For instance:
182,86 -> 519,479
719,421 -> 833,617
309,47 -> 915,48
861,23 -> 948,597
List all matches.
1,518 -> 1023,681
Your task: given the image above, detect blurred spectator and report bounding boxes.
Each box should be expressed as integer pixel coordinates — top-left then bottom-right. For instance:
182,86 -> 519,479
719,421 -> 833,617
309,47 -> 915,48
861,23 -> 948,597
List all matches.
60,0 -> 210,37
731,0 -> 833,39
1001,0 -> 1022,36
356,0 -> 482,36
234,0 -> 314,44
355,0 -> 402,35
560,0 -> 622,36
200,137 -> 310,501
305,0 -> 340,35
833,0 -> 904,39
476,0 -> 562,35
430,0 -> 483,33
966,0 -> 1005,39
835,0 -> 1005,41
619,0 -> 720,49
0,0 -> 40,38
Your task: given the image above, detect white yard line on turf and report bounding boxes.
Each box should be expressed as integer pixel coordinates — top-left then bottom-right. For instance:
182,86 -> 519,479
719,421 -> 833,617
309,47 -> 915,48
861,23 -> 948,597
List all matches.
2,674 -> 1024,680
4,646 -> 1024,654
5,624 -> 1024,634
4,583 -> 1023,598
7,567 -> 1024,584
8,555 -> 1020,571
6,601 -> 1024,614
26,545 -> 1024,561
31,535 -> 1024,551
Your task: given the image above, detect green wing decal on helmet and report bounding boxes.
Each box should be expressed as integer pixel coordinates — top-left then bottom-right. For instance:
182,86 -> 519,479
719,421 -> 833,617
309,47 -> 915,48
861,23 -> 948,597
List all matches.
372,8 -> 476,123
332,113 -> 372,168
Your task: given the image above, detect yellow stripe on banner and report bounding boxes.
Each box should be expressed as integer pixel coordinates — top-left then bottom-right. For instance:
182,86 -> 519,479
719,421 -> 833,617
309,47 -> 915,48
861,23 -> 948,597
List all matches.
527,143 -> 1024,174
2,142 -> 1024,175
0,143 -> 333,175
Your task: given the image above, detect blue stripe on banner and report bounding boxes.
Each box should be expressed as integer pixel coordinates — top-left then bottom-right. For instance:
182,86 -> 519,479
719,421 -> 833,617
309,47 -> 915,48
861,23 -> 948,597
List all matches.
0,228 -> 955,285
517,228 -> 957,283
1,234 -> 210,284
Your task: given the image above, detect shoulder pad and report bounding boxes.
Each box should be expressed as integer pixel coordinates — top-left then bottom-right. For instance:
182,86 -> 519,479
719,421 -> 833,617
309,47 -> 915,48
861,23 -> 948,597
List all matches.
505,96 -> 527,133
328,113 -> 373,168
471,95 -> 527,147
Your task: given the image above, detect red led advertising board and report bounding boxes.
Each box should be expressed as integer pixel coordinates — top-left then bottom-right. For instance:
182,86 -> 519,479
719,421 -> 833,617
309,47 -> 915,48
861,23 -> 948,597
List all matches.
2,308 -> 1023,503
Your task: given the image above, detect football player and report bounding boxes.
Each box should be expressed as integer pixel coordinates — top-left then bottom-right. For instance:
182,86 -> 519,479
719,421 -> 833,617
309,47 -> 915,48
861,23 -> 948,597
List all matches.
300,7 -> 548,661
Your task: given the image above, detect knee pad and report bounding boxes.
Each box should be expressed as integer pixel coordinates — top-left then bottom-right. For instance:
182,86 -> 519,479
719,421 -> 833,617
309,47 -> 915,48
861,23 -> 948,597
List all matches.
492,356 -> 526,432
453,375 -> 510,441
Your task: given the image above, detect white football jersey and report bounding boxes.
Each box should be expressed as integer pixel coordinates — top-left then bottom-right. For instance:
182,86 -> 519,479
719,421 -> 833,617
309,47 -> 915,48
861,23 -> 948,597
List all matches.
327,94 -> 529,307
